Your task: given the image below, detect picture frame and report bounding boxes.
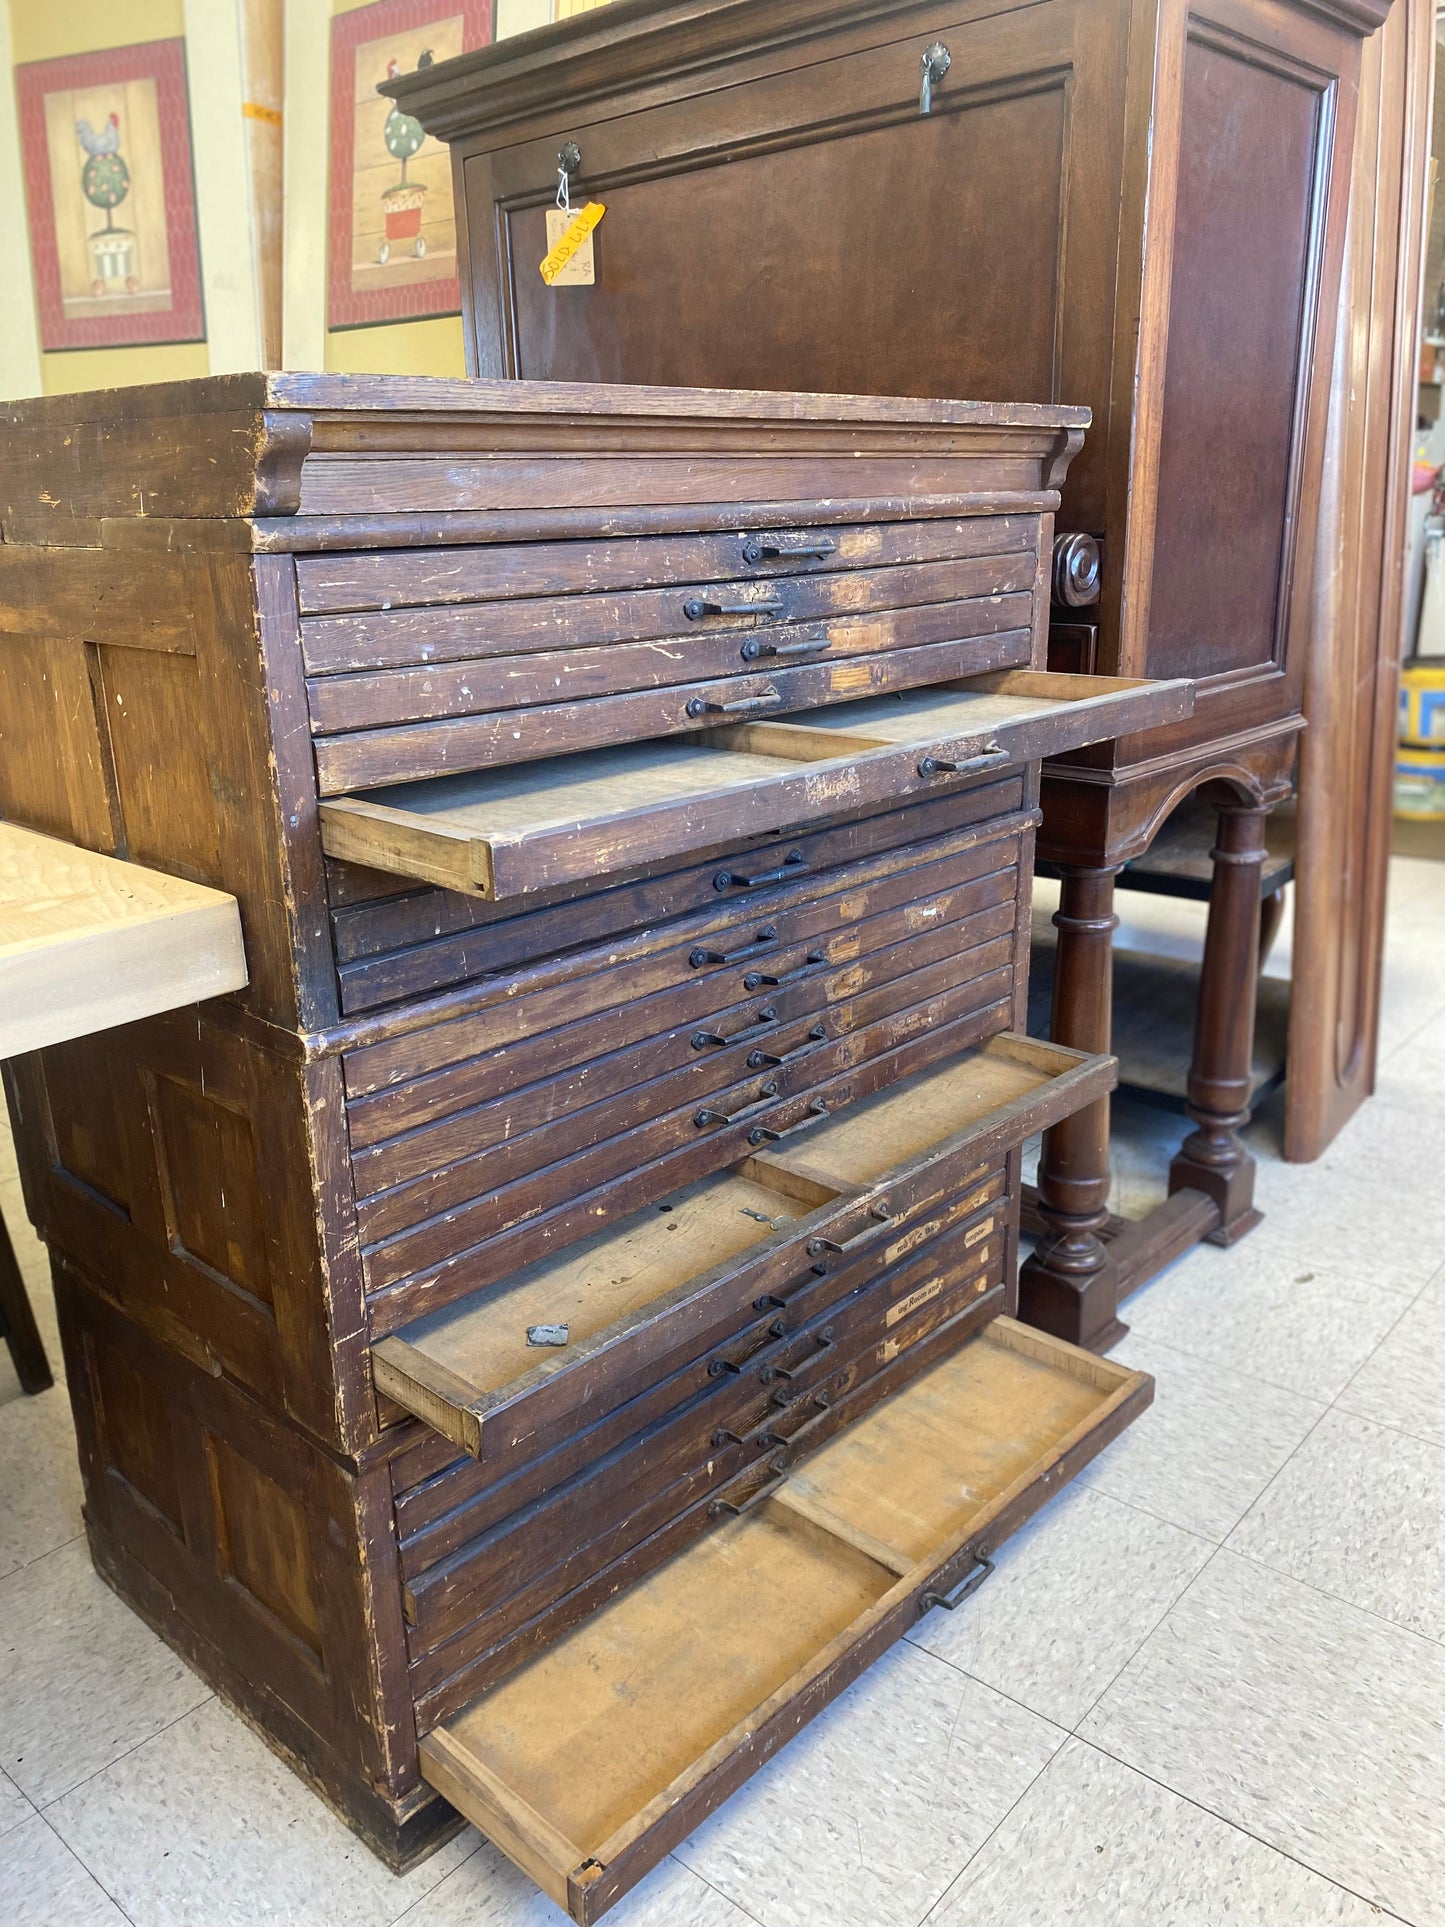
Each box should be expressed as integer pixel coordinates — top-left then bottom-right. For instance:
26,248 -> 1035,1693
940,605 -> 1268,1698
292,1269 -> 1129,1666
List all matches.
14,37 -> 204,353
326,0 -> 494,331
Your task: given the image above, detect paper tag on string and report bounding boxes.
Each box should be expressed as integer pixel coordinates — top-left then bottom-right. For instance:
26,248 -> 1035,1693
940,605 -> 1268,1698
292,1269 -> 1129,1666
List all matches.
541,202 -> 604,285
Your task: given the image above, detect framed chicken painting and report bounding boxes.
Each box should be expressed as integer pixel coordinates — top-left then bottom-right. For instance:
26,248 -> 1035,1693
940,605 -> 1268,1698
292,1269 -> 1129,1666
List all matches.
327,0 -> 494,329
15,38 -> 204,352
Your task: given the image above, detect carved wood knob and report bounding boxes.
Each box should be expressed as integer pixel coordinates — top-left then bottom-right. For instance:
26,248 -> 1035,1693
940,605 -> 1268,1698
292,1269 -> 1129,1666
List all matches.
1052,532 -> 1101,607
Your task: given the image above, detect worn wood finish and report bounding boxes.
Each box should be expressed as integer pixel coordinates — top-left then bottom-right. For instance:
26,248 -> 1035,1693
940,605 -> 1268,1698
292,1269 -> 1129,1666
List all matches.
419,1318 -> 1151,1922
318,672 -> 1190,897
0,374 -> 1164,1887
389,0 -> 1391,1325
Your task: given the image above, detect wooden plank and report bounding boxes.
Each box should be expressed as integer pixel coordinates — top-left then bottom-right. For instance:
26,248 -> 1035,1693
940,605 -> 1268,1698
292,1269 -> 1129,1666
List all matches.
0,825 -> 247,1057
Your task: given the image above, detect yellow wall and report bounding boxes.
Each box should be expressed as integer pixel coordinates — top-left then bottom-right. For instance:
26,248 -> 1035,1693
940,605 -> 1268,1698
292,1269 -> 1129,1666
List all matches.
321,0 -> 594,377
12,0 -> 211,394
324,0 -> 468,377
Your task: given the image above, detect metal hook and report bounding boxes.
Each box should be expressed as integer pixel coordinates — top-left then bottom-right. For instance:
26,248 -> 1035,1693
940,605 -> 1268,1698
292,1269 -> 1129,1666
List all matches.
919,42 -> 951,116
556,141 -> 582,210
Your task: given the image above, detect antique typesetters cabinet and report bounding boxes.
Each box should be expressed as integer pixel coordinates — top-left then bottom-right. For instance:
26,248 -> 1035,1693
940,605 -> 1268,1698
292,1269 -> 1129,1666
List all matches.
388,0 -> 1390,1349
0,375 -> 1186,1918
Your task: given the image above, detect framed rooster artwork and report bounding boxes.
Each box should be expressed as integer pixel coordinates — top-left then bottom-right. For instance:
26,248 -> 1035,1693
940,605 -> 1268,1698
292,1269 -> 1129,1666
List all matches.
15,38 -> 204,352
327,0 -> 495,330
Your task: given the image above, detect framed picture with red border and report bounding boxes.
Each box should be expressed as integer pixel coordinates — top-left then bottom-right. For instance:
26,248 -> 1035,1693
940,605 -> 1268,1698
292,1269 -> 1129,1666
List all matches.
15,38 -> 204,353
328,0 -> 494,330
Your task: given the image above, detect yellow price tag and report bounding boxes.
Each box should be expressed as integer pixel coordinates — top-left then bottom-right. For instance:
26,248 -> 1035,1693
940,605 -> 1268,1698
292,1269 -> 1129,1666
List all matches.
540,201 -> 605,285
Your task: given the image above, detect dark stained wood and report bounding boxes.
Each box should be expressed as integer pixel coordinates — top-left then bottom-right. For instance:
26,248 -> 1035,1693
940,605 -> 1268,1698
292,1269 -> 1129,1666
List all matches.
0,1206 -> 51,1394
1288,0 -> 1432,1160
392,0 -> 1390,1327
0,372 -> 1162,1899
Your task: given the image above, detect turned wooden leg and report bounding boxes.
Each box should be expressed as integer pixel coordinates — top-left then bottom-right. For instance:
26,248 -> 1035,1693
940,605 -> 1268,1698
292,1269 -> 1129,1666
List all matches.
0,1204 -> 52,1394
1168,799 -> 1269,1244
1019,864 -> 1125,1351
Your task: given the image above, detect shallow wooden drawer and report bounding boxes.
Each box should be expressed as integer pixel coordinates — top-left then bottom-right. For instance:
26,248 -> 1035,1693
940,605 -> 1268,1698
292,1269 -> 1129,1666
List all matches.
295,515 -> 1044,639
418,1317 -> 1151,1923
401,1211 -> 1007,1664
372,1033 -> 1111,1462
319,670 -> 1192,902
332,770 -> 1028,1014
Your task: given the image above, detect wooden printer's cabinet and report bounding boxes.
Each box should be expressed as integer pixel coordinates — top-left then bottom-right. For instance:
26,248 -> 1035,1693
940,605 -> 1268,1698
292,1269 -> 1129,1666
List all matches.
0,375 -> 1179,1917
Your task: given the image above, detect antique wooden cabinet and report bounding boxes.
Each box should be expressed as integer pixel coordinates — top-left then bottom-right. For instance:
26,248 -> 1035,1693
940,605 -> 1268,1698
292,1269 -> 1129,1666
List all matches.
387,0 -> 1391,1348
0,374 -> 1187,1917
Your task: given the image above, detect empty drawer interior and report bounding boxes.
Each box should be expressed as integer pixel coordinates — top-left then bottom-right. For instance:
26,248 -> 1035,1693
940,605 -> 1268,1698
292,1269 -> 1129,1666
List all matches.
319,669 -> 1193,901
418,1317 -> 1151,1924
371,1033 -> 1114,1459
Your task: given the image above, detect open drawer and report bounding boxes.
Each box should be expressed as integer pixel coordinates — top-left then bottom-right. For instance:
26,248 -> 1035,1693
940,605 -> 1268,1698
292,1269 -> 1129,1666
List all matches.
418,1317 -> 1151,1922
371,1033 -> 1114,1466
319,669 -> 1191,902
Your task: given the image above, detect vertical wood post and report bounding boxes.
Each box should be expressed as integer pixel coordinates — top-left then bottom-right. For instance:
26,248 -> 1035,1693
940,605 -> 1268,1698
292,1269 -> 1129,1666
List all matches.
1019,864 -> 1124,1350
1168,799 -> 1270,1241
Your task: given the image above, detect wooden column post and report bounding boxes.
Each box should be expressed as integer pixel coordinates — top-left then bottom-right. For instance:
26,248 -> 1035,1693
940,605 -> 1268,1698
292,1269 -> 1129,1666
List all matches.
1018,864 -> 1125,1350
1168,798 -> 1269,1241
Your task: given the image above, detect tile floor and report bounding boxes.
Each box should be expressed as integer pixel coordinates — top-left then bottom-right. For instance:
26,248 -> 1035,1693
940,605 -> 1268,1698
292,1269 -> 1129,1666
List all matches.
1,856 -> 1443,1926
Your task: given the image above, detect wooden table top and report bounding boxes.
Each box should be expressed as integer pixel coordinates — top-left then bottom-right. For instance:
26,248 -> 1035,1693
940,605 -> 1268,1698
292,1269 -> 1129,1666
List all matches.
0,824 -> 247,1058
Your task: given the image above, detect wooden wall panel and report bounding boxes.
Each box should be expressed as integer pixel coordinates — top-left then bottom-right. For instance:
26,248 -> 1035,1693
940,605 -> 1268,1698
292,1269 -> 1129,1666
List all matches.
1288,0 -> 1432,1160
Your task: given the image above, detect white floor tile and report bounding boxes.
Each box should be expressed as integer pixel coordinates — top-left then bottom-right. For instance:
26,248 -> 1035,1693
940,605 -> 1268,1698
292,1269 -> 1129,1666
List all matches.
0,1812 -> 129,1926
909,1484 -> 1211,1729
0,1538 -> 211,1807
676,1641 -> 1062,1927
46,1697 -> 478,1927
1080,1334 -> 1326,1542
1339,1295 -> 1445,1446
0,1382 -> 84,1582
1120,1244 -> 1410,1398
1080,1551 -> 1445,1926
930,1737 -> 1393,1927
0,1765 -> 32,1842
1228,1407 -> 1445,1643
395,1840 -> 754,1927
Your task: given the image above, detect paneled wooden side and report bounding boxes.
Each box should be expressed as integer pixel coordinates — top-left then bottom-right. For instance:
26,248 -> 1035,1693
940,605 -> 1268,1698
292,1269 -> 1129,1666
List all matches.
5,1009 -> 371,1454
0,539 -> 335,1033
54,1267 -> 454,1869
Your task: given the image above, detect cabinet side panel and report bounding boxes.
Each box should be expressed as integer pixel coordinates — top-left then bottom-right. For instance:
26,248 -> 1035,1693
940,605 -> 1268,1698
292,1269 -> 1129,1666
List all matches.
1146,25 -> 1325,683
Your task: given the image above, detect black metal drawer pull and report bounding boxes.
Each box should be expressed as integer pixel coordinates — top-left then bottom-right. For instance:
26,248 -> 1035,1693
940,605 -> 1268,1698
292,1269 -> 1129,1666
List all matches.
917,743 -> 1009,780
709,1464 -> 788,1517
684,595 -> 784,621
714,849 -> 808,892
747,1097 -> 829,1147
692,1006 -> 778,1052
690,927 -> 777,970
687,688 -> 782,718
694,1080 -> 779,1132
808,1199 -> 894,1259
739,635 -> 831,662
744,948 -> 825,990
748,1023 -> 826,1069
741,536 -> 837,564
921,1548 -> 995,1612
